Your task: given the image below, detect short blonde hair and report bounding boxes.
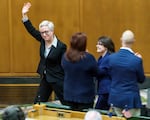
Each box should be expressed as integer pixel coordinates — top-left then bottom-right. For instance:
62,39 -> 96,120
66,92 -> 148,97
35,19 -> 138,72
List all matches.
39,20 -> 54,31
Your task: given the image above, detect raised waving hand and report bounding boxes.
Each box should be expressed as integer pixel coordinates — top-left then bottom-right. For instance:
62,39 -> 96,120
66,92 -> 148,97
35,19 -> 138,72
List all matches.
22,2 -> 31,15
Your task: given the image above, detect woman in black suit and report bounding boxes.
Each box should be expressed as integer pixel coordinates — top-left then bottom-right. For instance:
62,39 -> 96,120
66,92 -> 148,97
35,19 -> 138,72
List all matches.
22,2 -> 67,104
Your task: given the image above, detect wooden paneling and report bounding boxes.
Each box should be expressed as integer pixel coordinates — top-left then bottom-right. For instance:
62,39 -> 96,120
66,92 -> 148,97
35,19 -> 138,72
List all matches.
0,84 -> 55,104
0,0 -> 10,73
0,77 -> 44,104
0,0 -> 150,76
82,0 -> 150,74
0,85 -> 38,104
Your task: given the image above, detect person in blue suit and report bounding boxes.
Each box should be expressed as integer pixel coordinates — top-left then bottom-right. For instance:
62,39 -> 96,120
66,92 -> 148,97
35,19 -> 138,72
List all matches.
108,30 -> 145,118
95,36 -> 115,110
61,32 -> 98,111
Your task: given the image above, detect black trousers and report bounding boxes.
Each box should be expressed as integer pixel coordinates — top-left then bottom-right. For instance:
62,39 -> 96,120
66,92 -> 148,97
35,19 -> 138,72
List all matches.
64,101 -> 94,111
95,93 -> 110,110
34,76 -> 65,105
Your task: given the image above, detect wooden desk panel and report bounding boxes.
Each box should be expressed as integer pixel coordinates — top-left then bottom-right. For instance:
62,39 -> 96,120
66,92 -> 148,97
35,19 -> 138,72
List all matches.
27,104 -> 126,120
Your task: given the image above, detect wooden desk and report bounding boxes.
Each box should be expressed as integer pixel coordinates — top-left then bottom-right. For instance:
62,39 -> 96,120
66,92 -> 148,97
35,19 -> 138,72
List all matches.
27,104 -> 126,120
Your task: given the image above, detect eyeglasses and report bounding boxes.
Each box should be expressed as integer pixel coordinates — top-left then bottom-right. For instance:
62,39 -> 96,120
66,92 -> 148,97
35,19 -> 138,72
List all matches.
97,42 -> 103,45
40,30 -> 50,35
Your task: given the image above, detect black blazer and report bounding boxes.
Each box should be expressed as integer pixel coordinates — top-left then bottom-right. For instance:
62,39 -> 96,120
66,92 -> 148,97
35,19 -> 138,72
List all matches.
23,20 -> 67,82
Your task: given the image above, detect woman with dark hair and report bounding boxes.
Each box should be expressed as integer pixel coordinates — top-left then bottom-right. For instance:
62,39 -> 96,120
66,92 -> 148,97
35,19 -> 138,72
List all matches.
61,32 -> 98,111
95,36 -> 115,110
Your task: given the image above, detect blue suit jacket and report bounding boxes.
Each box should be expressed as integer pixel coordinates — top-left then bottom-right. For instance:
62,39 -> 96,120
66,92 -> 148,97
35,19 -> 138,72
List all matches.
62,52 -> 98,103
108,49 -> 145,109
97,52 -> 111,94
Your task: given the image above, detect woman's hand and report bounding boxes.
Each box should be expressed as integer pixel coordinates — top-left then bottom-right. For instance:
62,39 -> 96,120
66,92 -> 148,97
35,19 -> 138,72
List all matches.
22,2 -> 31,15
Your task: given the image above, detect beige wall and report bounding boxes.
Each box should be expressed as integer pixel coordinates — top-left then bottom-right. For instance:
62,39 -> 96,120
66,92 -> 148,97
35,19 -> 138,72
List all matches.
0,0 -> 150,76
